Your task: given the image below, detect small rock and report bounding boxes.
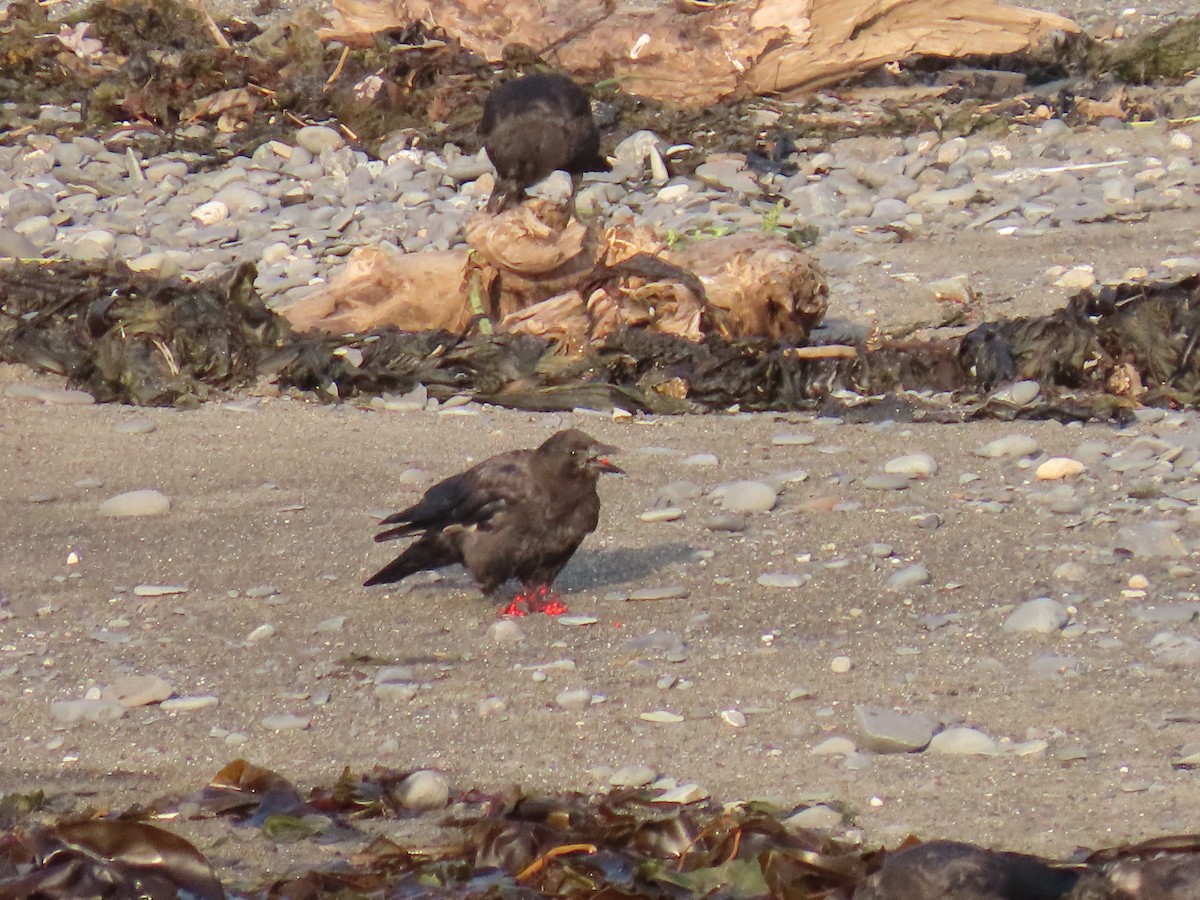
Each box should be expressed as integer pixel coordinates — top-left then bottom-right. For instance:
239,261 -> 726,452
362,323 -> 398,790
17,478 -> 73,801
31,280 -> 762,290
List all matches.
555,689 -> 593,710
975,435 -> 1040,458
99,489 -> 170,517
884,453 -> 938,478
811,736 -> 856,756
927,727 -> 1000,756
854,705 -> 936,753
50,698 -> 126,724
161,695 -> 219,712
610,765 -> 657,787
863,474 -> 911,491
886,564 -> 930,592
757,573 -> 810,589
102,675 -> 173,708
1002,597 -> 1068,633
261,714 -> 310,731
396,770 -> 450,810
1036,457 -> 1085,480
784,804 -> 843,830
640,710 -> 685,723
711,480 -> 777,512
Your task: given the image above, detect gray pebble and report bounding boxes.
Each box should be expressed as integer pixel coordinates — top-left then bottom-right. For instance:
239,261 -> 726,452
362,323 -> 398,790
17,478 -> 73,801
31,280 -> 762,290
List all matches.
854,705 -> 936,753
50,698 -> 126,725
926,727 -> 1000,756
886,564 -> 930,591
396,770 -> 449,810
884,453 -> 938,477
711,480 -> 777,512
863,473 -> 911,490
1002,597 -> 1068,633
98,489 -> 171,517
261,714 -> 311,731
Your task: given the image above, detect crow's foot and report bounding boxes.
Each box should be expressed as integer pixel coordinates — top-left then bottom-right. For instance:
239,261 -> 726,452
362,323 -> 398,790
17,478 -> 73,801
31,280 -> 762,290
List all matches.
498,586 -> 568,617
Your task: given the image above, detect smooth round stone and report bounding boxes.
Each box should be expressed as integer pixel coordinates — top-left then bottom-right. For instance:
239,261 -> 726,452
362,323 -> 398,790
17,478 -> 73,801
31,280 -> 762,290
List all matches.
927,727 -> 1000,756
127,252 -> 181,277
885,564 -> 930,591
884,453 -> 938,478
975,435 -> 1039,458
712,480 -> 777,512
1003,597 -> 1068,633
133,584 -> 187,596
772,433 -> 816,446
638,511 -> 686,525
103,675 -> 173,708
757,573 -> 810,588
993,380 -> 1041,405
113,418 -> 156,434
0,227 -> 38,258
5,384 -> 95,405
863,473 -> 911,490
1036,457 -> 1085,480
161,695 -> 219,712
213,185 -> 268,214
50,698 -> 125,724
191,199 -> 229,225
811,736 -> 856,755
14,214 -> 54,245
261,714 -> 310,731
555,689 -> 593,710
98,489 -> 170,517
720,709 -> 746,727
610,765 -> 656,787
640,710 -> 684,724
4,188 -> 54,222
295,126 -> 346,155
396,770 -> 449,810
829,656 -> 853,674
683,453 -> 719,467
1053,561 -> 1088,581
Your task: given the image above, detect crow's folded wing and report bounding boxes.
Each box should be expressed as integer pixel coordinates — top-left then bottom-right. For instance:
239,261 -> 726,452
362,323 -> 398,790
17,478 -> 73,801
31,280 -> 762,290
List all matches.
374,458 -> 531,542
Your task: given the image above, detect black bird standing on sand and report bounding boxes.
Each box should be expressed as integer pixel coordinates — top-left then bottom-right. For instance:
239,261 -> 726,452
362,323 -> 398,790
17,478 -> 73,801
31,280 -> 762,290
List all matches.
364,429 -> 622,615
481,72 -> 611,213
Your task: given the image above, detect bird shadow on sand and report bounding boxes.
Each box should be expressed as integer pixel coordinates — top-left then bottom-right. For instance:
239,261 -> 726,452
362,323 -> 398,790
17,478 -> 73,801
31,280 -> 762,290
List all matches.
556,542 -> 697,591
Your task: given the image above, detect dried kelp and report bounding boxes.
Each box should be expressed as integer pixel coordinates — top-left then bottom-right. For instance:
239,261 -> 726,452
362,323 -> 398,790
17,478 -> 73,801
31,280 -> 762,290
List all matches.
0,259 -> 290,406
5,259 -> 1200,421
0,820 -> 225,899
4,761 -> 1200,898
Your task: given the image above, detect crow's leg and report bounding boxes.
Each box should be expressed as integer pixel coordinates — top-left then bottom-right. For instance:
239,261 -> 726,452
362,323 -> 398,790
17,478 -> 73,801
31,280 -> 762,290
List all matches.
528,584 -> 568,616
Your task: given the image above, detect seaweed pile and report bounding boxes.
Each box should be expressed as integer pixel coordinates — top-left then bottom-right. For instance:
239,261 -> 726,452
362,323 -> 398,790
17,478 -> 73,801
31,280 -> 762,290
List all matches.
3,760 -> 1200,898
4,260 -> 1200,421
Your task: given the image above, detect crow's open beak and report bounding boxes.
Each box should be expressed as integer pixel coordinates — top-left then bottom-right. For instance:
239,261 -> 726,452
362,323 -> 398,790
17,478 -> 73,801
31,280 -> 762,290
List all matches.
587,442 -> 623,474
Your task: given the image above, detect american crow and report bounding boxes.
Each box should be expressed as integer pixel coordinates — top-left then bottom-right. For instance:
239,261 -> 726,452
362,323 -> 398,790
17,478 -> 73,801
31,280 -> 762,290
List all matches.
481,72 -> 610,213
364,429 -> 622,614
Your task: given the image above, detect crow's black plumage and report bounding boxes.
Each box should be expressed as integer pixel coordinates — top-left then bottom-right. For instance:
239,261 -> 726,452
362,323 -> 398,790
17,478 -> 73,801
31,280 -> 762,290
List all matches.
364,429 -> 622,612
853,841 -> 1079,900
481,72 -> 610,213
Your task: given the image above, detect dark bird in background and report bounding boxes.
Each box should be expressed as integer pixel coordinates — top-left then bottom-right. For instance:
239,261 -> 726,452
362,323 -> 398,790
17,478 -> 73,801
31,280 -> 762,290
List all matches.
481,72 -> 611,213
853,840 -> 1079,900
364,429 -> 622,615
